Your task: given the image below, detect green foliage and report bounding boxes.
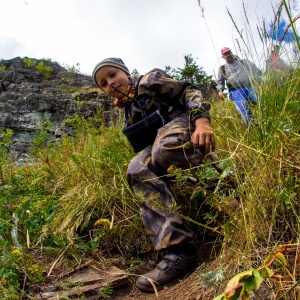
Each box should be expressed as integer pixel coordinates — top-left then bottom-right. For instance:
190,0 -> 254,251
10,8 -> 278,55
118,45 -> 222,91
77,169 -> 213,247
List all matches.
0,65 -> 6,73
131,68 -> 140,75
98,283 -> 113,298
0,163 -> 60,297
208,61 -> 300,299
0,244 -> 21,298
164,54 -> 217,88
65,112 -> 103,131
22,58 -> 53,79
213,250 -> 287,300
0,216 -> 46,298
32,116 -> 143,250
0,129 -> 13,184
30,119 -> 53,156
36,61 -> 52,79
72,91 -> 81,101
0,165 -> 59,243
22,57 -> 36,68
0,128 -> 13,152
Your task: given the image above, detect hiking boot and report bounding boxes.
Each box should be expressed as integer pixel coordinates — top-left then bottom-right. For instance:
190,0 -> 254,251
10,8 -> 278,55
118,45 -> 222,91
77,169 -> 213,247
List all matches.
136,252 -> 197,292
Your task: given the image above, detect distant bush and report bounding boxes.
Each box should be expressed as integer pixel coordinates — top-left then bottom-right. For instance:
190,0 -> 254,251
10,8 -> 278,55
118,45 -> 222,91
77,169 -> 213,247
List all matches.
22,57 -> 36,68
164,54 -> 217,88
0,65 -> 6,73
22,58 -> 52,79
36,61 -> 52,79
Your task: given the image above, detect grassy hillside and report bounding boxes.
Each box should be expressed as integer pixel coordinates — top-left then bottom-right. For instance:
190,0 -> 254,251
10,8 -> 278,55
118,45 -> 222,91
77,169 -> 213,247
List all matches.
0,65 -> 299,298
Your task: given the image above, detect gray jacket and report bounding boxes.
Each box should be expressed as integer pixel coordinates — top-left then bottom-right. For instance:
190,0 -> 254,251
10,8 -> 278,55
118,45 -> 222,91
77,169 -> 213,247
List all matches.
218,57 -> 262,92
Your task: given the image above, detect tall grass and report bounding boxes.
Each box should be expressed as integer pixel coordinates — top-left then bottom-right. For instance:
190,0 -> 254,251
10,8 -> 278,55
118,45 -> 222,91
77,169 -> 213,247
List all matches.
0,117 -> 151,298
208,75 -> 300,299
33,117 -> 149,249
200,1 -> 300,298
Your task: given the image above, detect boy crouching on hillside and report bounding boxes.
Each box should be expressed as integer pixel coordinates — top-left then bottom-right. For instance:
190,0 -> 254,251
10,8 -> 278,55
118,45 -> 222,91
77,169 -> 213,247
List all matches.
92,58 -> 215,292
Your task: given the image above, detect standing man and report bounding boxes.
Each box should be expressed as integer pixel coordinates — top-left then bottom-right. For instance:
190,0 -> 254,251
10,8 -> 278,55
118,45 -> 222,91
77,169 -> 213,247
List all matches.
218,47 -> 262,126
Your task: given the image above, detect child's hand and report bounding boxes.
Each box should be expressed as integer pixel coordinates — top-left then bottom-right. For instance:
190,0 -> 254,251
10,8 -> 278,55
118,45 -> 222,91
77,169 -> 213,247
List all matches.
191,118 -> 216,155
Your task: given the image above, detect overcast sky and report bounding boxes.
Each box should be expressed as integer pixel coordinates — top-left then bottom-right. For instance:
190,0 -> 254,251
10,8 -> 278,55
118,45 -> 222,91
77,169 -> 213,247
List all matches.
0,0 -> 298,79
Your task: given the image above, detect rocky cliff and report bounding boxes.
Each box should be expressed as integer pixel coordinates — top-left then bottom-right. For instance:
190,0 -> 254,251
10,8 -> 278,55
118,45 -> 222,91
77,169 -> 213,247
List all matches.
0,57 -> 114,161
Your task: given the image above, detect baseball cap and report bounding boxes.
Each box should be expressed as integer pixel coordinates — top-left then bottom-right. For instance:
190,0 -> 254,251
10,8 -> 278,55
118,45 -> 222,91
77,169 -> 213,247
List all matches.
221,47 -> 231,55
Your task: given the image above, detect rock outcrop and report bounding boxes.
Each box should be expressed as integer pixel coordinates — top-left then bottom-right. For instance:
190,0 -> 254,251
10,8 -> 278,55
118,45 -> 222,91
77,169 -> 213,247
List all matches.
0,57 -> 114,161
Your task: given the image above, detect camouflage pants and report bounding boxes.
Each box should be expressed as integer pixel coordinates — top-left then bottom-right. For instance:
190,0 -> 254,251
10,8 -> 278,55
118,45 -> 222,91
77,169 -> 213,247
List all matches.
126,113 -> 205,251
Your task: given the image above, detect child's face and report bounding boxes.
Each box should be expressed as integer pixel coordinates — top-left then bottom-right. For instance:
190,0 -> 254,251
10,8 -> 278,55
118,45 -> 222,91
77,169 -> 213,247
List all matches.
95,66 -> 130,98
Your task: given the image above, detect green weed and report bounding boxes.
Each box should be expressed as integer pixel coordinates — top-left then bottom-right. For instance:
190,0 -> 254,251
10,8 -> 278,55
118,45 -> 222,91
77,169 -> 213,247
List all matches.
22,57 -> 36,68
35,61 -> 52,79
98,283 -> 113,298
22,58 -> 52,78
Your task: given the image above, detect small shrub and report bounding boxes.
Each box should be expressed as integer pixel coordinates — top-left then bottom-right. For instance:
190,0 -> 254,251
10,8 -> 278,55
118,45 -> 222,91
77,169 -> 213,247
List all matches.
36,61 -> 52,79
22,57 -> 36,68
98,283 -> 113,298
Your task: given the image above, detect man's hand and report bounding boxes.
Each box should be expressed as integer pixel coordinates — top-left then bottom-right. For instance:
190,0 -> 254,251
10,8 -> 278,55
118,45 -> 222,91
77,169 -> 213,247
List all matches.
218,91 -> 226,100
191,118 -> 216,155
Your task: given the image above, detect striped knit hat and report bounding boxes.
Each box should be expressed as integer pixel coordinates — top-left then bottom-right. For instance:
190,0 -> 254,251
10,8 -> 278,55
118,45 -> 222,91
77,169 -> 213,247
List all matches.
92,58 -> 130,88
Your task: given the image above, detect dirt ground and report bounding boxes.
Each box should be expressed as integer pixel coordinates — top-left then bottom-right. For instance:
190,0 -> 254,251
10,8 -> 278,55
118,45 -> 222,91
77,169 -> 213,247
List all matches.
31,240 -> 221,300
107,266 -> 217,300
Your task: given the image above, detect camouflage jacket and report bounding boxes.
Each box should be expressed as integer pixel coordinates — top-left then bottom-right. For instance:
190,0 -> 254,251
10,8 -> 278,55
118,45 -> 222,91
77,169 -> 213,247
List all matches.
124,68 -> 211,126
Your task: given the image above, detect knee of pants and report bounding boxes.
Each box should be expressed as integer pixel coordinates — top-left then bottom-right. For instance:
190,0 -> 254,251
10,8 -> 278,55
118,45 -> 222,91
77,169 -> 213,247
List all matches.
151,120 -> 191,167
151,135 -> 182,170
126,146 -> 152,184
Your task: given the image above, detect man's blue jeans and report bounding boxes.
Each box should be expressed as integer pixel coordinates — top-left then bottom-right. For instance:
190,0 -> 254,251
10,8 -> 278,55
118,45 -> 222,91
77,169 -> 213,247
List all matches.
229,86 -> 257,126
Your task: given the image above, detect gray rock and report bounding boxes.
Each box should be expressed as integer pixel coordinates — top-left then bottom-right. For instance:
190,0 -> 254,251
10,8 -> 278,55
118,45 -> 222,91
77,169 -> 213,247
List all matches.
0,57 -> 115,161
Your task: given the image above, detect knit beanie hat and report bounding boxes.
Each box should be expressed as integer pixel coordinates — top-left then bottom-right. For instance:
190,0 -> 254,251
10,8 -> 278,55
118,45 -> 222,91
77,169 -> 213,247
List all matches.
92,58 -> 130,87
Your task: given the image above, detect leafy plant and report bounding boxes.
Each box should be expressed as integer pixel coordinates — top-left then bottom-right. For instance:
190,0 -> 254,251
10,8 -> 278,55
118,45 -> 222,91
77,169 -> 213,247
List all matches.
213,246 -> 288,300
22,57 -> 36,68
98,283 -> 113,298
35,61 -> 52,79
22,58 -> 52,79
0,128 -> 13,184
